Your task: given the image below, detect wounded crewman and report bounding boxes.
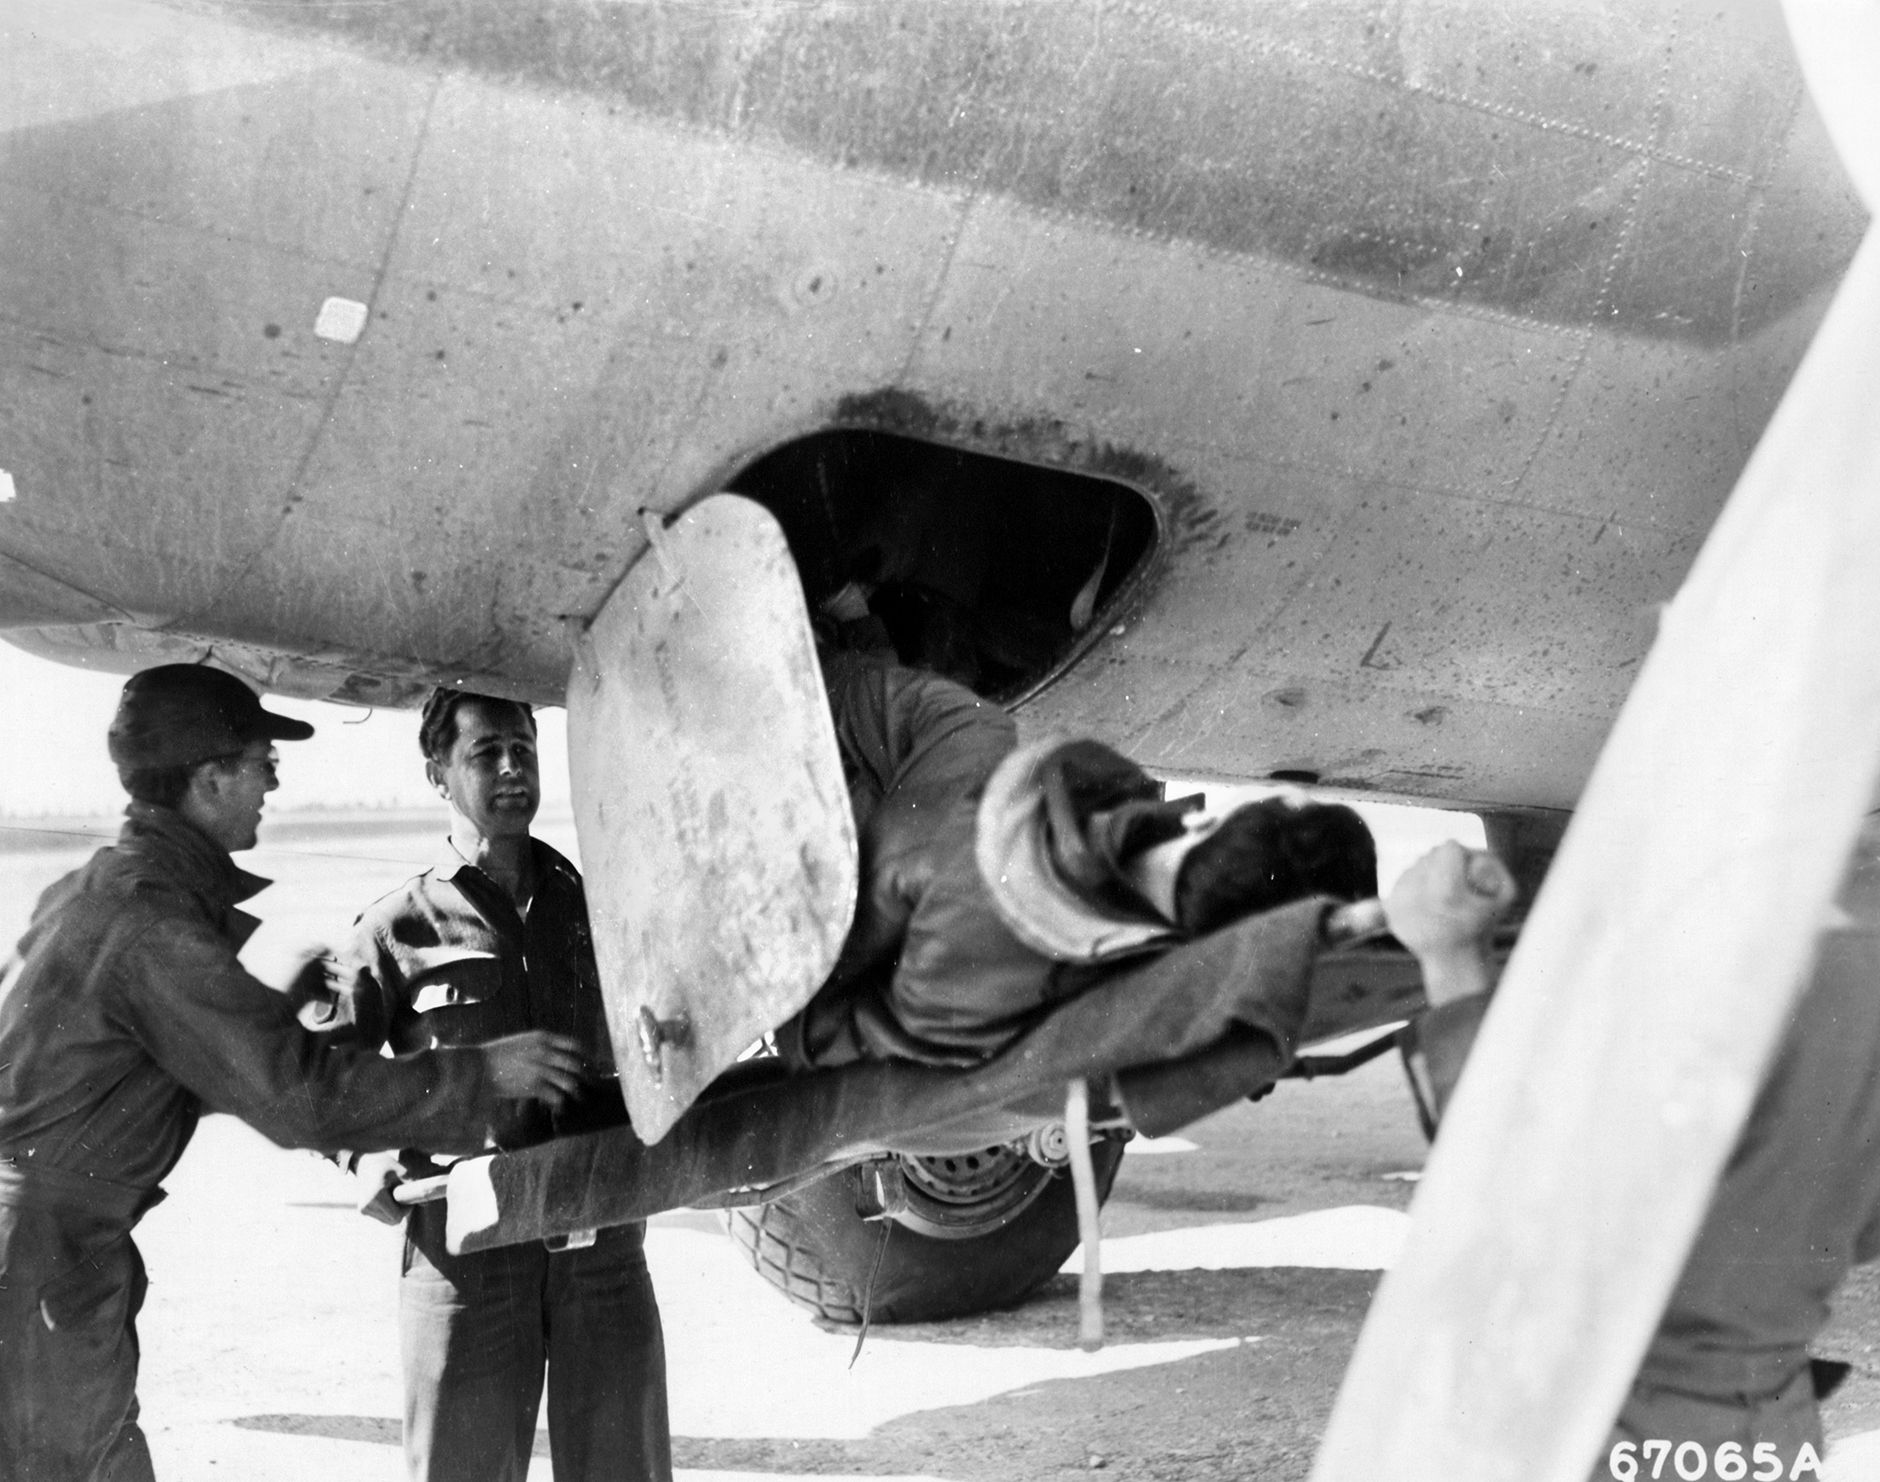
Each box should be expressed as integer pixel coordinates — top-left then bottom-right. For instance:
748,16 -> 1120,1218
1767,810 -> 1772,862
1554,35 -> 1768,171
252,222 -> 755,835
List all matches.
781,648 -> 1379,1071
438,651 -> 1506,1255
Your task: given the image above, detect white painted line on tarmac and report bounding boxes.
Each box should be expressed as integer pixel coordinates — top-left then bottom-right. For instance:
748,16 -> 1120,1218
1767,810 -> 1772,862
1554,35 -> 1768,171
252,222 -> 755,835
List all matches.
1066,1205 -> 1411,1274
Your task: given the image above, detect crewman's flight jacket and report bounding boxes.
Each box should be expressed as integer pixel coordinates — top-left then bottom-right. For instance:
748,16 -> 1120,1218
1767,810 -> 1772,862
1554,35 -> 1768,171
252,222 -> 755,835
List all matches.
787,651 -> 1306,1074
0,802 -> 511,1225
785,650 -> 1022,1067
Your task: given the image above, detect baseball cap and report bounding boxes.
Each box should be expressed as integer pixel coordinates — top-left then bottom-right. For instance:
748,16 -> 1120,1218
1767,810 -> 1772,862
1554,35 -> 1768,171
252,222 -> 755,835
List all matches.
108,664 -> 315,772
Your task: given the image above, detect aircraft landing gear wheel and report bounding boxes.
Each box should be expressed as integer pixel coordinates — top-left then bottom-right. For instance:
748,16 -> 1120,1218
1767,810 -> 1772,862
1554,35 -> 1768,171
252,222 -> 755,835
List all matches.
724,1136 -> 1127,1324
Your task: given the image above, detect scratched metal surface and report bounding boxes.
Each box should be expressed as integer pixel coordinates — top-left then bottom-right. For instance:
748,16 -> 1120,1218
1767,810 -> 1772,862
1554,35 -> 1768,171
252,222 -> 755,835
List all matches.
566,495 -> 856,1140
0,0 -> 1866,810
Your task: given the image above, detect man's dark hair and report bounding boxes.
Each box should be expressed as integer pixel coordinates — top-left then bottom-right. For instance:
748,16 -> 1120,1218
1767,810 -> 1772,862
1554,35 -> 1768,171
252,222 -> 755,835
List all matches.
119,762 -> 198,808
1172,797 -> 1378,937
418,688 -> 536,763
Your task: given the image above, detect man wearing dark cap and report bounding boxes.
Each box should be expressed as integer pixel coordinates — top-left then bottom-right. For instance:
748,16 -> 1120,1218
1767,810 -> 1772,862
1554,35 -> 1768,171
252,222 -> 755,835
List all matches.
0,663 -> 587,1482
333,688 -> 670,1482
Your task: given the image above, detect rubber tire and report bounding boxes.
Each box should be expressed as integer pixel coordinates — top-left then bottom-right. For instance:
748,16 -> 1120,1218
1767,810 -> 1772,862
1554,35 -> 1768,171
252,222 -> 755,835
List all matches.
724,1140 -> 1127,1325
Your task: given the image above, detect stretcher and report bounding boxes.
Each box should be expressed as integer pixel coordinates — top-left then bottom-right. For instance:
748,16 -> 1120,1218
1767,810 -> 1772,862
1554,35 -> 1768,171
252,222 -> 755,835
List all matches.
393,897 -> 1429,1345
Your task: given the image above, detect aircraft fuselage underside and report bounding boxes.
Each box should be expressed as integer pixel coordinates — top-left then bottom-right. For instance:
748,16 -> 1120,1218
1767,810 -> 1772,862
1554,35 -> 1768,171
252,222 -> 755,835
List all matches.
0,0 -> 1865,813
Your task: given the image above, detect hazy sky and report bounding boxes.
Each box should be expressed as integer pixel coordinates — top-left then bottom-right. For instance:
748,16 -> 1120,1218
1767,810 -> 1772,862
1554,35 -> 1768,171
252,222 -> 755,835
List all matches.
0,641 -> 573,818
0,637 -> 1481,888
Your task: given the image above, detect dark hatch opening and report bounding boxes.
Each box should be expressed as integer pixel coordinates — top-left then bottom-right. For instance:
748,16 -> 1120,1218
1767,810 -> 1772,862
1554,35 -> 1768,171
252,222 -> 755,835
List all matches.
728,430 -> 1158,701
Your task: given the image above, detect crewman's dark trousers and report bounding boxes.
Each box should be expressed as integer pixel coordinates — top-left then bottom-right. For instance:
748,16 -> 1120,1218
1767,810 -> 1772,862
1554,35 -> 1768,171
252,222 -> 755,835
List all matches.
400,1205 -> 671,1482
0,1202 -> 156,1482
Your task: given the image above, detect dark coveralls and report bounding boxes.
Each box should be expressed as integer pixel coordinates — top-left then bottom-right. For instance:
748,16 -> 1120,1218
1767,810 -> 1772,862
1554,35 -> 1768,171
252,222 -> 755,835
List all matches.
345,838 -> 670,1482
0,803 -> 510,1482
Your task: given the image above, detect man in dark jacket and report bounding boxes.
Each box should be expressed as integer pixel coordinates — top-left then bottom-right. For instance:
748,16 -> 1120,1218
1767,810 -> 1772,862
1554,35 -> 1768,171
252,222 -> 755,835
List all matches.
0,664 -> 584,1482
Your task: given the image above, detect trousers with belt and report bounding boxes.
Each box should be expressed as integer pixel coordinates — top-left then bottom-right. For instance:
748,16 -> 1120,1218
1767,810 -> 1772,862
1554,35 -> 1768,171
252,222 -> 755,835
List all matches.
399,1201 -> 670,1482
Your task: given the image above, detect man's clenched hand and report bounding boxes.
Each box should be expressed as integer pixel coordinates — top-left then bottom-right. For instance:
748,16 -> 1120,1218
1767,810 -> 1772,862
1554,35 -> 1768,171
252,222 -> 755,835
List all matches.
479,1030 -> 587,1109
352,1150 -> 448,1226
282,949 -> 344,1025
1385,842 -> 1517,1006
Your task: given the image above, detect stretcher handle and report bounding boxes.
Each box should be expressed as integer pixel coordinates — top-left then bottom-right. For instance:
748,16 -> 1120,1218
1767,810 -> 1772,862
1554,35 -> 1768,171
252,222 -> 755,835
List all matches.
391,1174 -> 450,1206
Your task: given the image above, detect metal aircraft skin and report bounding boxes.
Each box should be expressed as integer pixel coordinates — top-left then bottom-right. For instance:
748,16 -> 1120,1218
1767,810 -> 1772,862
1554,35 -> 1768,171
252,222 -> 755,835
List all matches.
0,0 -> 1866,818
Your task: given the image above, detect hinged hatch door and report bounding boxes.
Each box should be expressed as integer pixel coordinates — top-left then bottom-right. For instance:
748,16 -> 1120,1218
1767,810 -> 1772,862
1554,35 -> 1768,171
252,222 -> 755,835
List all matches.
567,494 -> 857,1142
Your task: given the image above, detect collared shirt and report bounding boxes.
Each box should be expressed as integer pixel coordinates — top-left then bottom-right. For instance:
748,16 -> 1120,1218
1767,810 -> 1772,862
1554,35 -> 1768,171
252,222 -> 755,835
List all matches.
346,837 -> 625,1152
0,804 -> 497,1215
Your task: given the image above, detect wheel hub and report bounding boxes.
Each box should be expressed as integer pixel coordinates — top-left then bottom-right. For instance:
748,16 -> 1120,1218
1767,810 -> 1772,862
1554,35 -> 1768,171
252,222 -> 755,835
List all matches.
875,1140 -> 1065,1240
